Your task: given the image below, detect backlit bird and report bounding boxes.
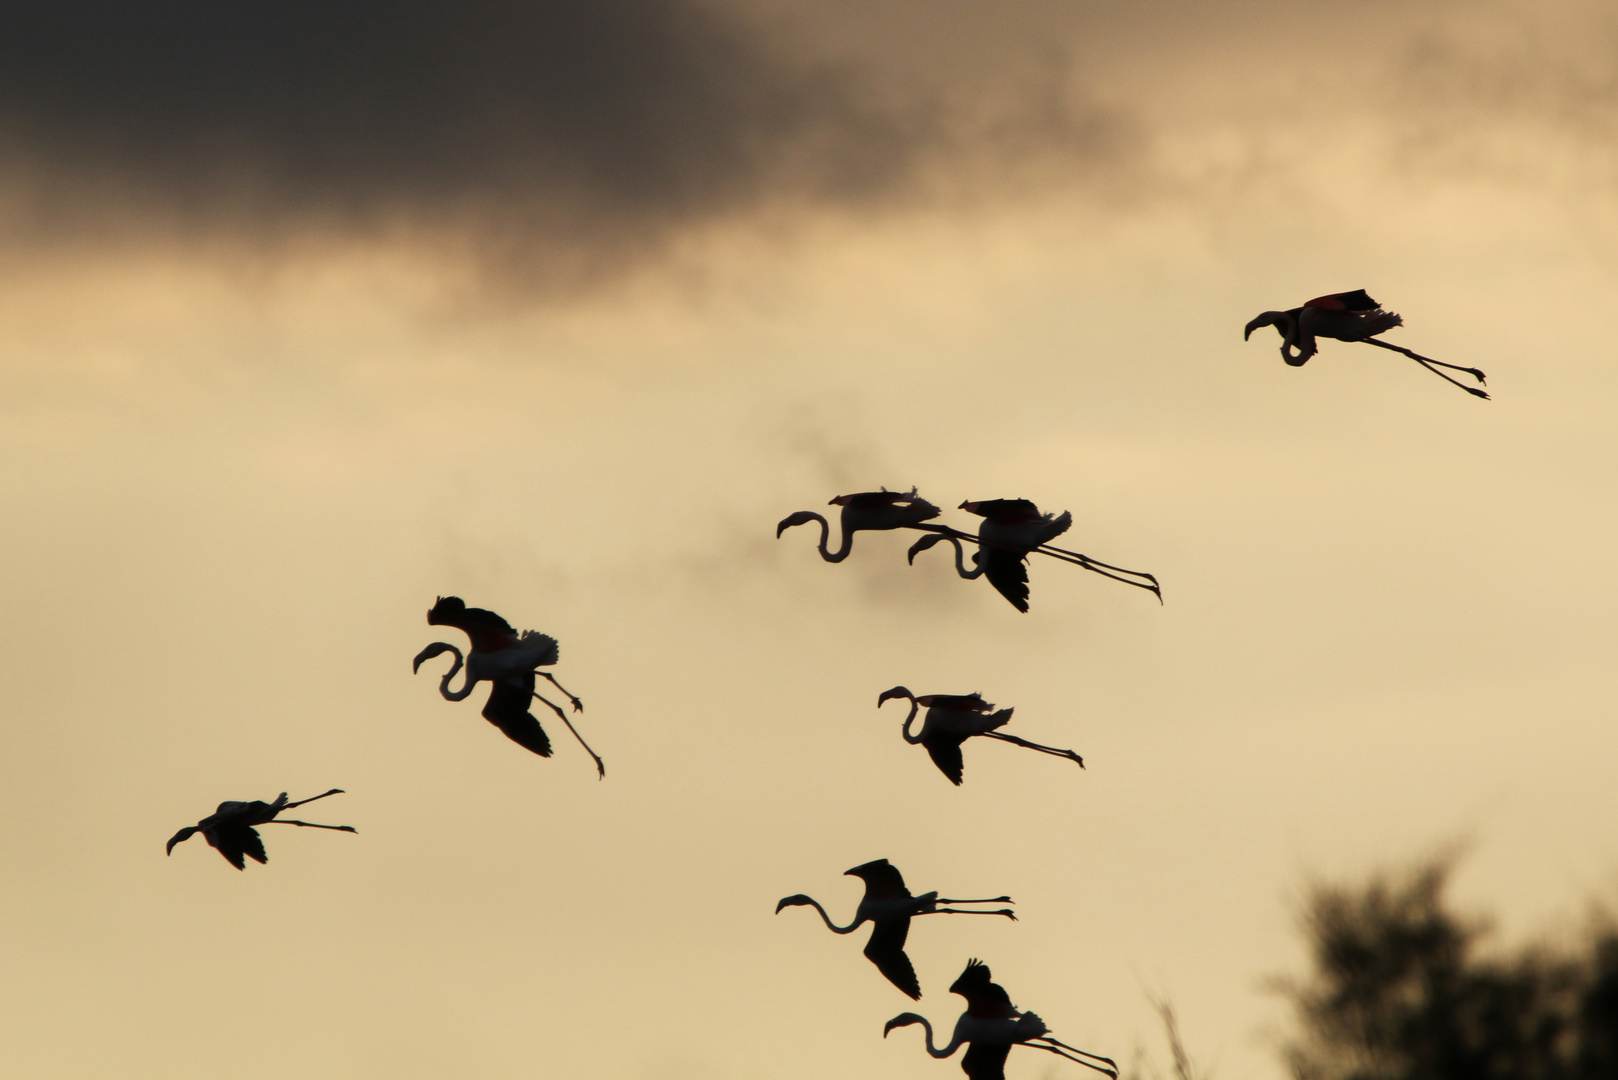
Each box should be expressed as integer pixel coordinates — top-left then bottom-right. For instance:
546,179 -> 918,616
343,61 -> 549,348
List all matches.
412,596 -> 604,777
776,858 -> 1015,999
908,499 -> 1160,611
1244,289 -> 1488,398
777,487 -> 952,563
165,789 -> 355,869
884,958 -> 1117,1079
878,686 -> 1085,785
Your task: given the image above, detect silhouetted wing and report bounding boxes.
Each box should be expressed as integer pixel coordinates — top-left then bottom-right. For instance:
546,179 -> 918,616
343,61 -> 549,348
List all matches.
981,550 -> 1030,612
1307,288 -> 1377,311
861,859 -> 908,895
517,630 -> 559,666
482,678 -> 553,757
864,918 -> 921,999
961,1041 -> 1011,1080
211,824 -> 266,870
924,735 -> 966,786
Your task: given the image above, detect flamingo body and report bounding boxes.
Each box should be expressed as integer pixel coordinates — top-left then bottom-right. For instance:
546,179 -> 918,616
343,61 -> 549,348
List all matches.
879,686 -> 1082,785
884,959 -> 1117,1079
962,498 -> 1072,613
165,789 -> 354,870
776,858 -> 1014,999
777,487 -> 944,562
1244,290 -> 1488,397
414,596 -> 604,775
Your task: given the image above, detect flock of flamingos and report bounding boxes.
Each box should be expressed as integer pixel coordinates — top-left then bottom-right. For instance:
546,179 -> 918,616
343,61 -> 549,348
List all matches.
164,291 -> 1485,1080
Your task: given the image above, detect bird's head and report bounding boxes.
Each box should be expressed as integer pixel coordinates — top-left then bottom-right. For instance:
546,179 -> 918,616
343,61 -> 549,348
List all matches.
165,826 -> 198,855
876,686 -> 916,708
775,510 -> 821,537
906,532 -> 948,564
774,894 -> 814,914
1244,310 -> 1295,341
883,1013 -> 927,1037
412,641 -> 462,674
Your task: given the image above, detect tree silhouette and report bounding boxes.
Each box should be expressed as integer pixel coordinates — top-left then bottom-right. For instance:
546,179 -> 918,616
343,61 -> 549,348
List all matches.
1279,860 -> 1618,1080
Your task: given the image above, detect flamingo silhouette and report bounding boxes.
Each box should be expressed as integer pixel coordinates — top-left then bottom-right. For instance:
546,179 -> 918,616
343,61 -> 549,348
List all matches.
776,858 -> 1015,998
908,499 -> 1160,611
878,687 -> 1085,785
884,958 -> 1117,1079
165,789 -> 354,869
1245,289 -> 1488,398
777,487 -> 958,562
412,596 -> 604,777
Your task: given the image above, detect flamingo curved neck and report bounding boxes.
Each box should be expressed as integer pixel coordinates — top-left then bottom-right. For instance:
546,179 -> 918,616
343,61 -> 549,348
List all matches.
881,691 -> 925,744
901,700 -> 926,744
907,1016 -> 964,1058
942,535 -> 984,579
433,646 -> 477,701
798,896 -> 863,934
804,512 -> 854,563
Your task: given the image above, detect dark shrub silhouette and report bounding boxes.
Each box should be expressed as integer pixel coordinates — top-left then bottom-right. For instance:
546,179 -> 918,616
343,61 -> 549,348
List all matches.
1280,861 -> 1618,1080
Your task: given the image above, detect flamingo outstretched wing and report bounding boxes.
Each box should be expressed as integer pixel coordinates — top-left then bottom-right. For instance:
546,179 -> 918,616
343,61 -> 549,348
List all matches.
980,550 -> 1031,613
482,677 -> 554,757
864,918 -> 921,1000
925,736 -> 967,786
213,824 -> 267,870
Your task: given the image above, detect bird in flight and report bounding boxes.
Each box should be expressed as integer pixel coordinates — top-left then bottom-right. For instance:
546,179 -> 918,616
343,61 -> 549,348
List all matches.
777,487 -> 955,562
165,789 -> 355,870
776,858 -> 1015,999
884,958 -> 1117,1079
878,687 -> 1086,785
1244,289 -> 1488,398
908,499 -> 1160,611
412,596 -> 604,777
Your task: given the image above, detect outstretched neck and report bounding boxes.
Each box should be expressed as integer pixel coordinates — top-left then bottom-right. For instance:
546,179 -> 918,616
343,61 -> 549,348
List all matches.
898,1015 -> 963,1059
798,896 -> 863,934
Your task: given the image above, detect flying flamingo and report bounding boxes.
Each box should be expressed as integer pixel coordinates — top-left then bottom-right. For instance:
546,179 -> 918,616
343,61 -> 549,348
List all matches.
165,789 -> 355,870
1244,289 -> 1488,399
777,487 -> 957,562
878,687 -> 1085,785
885,958 -> 1117,1079
411,596 -> 604,777
908,499 -> 1160,611
776,858 -> 1016,999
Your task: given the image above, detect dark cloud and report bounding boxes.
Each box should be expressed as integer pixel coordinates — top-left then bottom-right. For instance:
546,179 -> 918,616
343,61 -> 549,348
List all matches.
0,0 -> 1128,282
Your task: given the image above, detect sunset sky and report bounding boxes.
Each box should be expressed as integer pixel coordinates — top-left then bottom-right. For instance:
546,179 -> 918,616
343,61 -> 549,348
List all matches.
1,2 -> 1616,1077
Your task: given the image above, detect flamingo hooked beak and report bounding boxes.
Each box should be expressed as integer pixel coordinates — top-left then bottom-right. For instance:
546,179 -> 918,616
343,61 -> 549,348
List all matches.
876,686 -> 914,707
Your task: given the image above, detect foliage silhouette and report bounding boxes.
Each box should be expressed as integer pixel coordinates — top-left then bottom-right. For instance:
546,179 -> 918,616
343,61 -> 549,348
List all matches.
1279,860 -> 1618,1080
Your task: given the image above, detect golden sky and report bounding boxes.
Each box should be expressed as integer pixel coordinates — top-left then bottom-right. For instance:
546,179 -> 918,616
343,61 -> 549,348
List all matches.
1,1 -> 1616,1077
